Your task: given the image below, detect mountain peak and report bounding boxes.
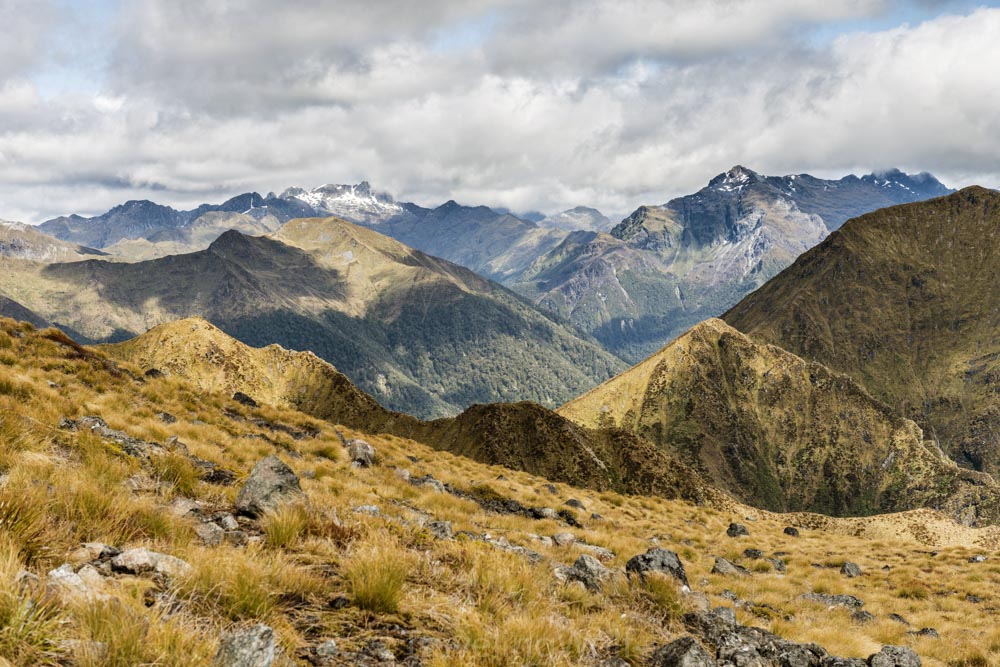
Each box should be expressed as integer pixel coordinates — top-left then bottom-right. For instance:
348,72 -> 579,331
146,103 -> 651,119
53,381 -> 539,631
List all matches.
708,165 -> 763,190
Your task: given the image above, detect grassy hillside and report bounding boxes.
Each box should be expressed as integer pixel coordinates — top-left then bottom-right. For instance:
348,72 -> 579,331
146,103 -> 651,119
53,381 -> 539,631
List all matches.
0,317 -> 996,665
560,318 -> 1000,522
724,187 -> 1000,474
0,217 -> 625,418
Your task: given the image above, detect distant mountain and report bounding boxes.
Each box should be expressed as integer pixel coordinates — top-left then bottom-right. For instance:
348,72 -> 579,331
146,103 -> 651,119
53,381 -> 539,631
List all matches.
511,166 -> 953,362
280,181 -> 406,226
0,217 -> 624,418
725,186 -> 1000,477
538,206 -> 613,232
560,318 -> 1000,523
0,220 -> 107,262
0,295 -> 49,329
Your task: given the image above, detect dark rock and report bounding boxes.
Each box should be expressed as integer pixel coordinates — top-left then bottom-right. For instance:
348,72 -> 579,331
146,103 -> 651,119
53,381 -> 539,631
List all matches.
347,439 -> 376,467
543,483 -> 558,494
887,613 -> 910,626
411,474 -> 446,492
426,521 -> 453,540
867,646 -> 921,667
232,392 -> 258,408
683,607 -> 737,646
841,562 -> 863,578
767,557 -> 787,573
565,498 -> 586,510
59,416 -> 163,459
852,611 -> 876,624
565,554 -> 612,592
234,455 -> 307,517
800,593 -> 864,609
156,411 -> 177,424
727,523 -> 749,537
144,368 -> 164,378
215,624 -> 275,667
743,548 -> 764,559
328,595 -> 351,609
591,512 -> 604,520
650,635 -> 716,666
966,593 -> 983,604
625,547 -> 689,587
363,639 -> 395,662
558,508 -> 582,527
784,526 -> 800,537
822,659 -> 867,667
907,628 -> 938,639
711,557 -> 750,577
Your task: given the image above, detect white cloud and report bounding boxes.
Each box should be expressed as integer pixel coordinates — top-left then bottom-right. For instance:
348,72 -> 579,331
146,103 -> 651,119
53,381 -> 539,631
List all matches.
0,1 -> 998,223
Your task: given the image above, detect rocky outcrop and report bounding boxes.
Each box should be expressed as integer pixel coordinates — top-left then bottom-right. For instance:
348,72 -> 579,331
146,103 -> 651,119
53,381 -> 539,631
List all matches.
234,456 -> 307,517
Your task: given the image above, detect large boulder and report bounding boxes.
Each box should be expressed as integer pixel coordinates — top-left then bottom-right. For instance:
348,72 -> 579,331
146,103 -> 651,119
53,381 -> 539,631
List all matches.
867,646 -> 920,667
566,554 -> 613,592
841,562 -> 863,578
726,523 -> 749,538
215,624 -> 275,667
711,557 -> 750,577
625,548 -> 689,587
347,439 -> 376,467
650,636 -> 717,666
111,548 -> 192,579
234,456 -> 307,517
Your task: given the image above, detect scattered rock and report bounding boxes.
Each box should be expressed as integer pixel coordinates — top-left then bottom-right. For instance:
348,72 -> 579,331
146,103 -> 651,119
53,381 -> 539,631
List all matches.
313,639 -> 339,662
47,563 -> 107,600
552,532 -> 576,547
232,392 -> 259,408
823,659 -> 867,667
195,522 -> 226,546
394,468 -> 411,482
217,513 -> 240,531
800,593 -> 865,609
565,498 -> 586,510
726,523 -> 749,538
156,411 -> 177,424
353,505 -> 380,516
558,508 -> 583,527
887,613 -> 910,626
347,439 -> 376,468
562,554 -> 613,592
743,548 -> 764,560
111,547 -> 192,579
907,627 -> 939,639
543,483 -> 558,494
591,512 -> 604,521
579,543 -> 615,562
966,593 -> 983,604
59,415 -> 164,459
766,558 -> 787,573
169,497 -> 203,518
426,521 -> 453,540
625,548 -> 689,587
841,562 -> 863,578
867,646 -> 920,667
411,474 -> 446,493
67,542 -> 120,564
784,526 -> 800,537
215,624 -> 275,667
711,557 -> 750,577
234,456 -> 307,517
852,611 -> 876,624
536,507 -> 560,520
969,554 -> 987,563
650,635 -> 716,667
363,639 -> 395,662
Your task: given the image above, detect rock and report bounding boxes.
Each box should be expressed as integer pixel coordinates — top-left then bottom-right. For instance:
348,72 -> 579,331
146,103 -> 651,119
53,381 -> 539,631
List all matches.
907,628 -> 939,639
552,532 -> 576,547
558,508 -> 583,527
625,548 -> 689,587
867,646 -> 920,667
347,439 -> 376,467
743,548 -> 764,560
969,554 -> 987,563
767,557 -> 787,573
144,368 -> 164,378
784,526 -> 800,537
67,542 -> 120,563
15,569 -> 39,592
111,547 -> 192,579
225,530 -> 250,547
543,483 -> 558,494
852,611 -> 876,624
232,392 -> 258,408
565,498 -> 586,510
726,523 -> 749,538
195,522 -> 226,546
823,659 -> 867,667
683,607 -> 737,646
394,468 -> 411,482
314,639 -> 338,661
591,512 -> 604,520
363,639 -> 395,662
427,521 -> 453,540
47,563 -> 107,600
156,411 -> 177,424
566,554 -> 613,592
650,635 -> 716,666
217,513 -> 240,531
536,507 -> 559,520
800,593 -> 864,609
887,613 -> 910,626
353,505 -> 380,516
711,557 -> 750,577
164,436 -> 189,455
841,562 -> 863,578
215,623 -> 275,667
411,474 -> 446,492
234,456 -> 307,517
579,543 -> 615,562
966,593 -> 983,604
61,415 -> 164,459
169,497 -> 203,518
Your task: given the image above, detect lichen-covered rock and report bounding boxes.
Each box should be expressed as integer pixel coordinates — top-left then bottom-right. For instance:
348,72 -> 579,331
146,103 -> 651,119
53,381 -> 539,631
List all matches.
867,646 -> 921,667
626,547 -> 689,587
111,547 -> 192,579
215,624 -> 275,667
841,562 -> 863,578
234,456 -> 306,517
650,636 -> 716,666
347,439 -> 376,467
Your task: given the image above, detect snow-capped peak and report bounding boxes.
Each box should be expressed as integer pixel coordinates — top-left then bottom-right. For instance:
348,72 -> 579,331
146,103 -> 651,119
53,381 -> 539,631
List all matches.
279,181 -> 404,225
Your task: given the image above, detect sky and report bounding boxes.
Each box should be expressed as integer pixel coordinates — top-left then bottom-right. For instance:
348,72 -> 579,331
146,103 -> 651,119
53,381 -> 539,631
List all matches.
1,0 -> 999,223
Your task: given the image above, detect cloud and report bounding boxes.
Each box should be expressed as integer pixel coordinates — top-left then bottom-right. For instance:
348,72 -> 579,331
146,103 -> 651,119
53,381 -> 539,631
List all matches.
0,0 -> 998,223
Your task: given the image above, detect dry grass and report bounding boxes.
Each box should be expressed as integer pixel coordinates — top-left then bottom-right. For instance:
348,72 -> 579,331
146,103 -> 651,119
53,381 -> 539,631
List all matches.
0,316 -> 997,665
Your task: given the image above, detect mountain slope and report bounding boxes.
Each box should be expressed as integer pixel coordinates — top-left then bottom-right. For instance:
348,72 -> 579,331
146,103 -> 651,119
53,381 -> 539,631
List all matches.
538,206 -> 613,232
0,217 -> 624,418
513,166 -> 952,362
724,186 -> 1000,474
103,317 -> 707,500
560,318 -> 1000,523
0,221 -> 107,262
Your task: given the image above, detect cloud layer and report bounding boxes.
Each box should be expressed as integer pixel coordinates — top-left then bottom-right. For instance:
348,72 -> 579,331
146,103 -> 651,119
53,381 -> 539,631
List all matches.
0,0 -> 997,222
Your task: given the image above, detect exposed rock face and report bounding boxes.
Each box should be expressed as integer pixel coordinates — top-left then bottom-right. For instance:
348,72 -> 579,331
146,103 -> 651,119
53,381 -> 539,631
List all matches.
625,548 -> 689,587
215,624 -> 276,667
650,636 -> 716,666
234,456 -> 307,517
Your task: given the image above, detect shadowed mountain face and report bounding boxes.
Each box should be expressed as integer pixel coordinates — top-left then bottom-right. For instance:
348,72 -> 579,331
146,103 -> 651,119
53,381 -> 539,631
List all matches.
0,218 -> 624,418
560,318 -> 1000,523
725,187 -> 1000,475
103,317 -> 712,503
0,296 -> 49,329
509,166 -> 953,363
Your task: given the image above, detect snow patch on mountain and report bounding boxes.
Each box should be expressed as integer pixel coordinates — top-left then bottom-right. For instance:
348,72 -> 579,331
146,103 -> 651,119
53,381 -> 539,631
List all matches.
280,182 -> 405,225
